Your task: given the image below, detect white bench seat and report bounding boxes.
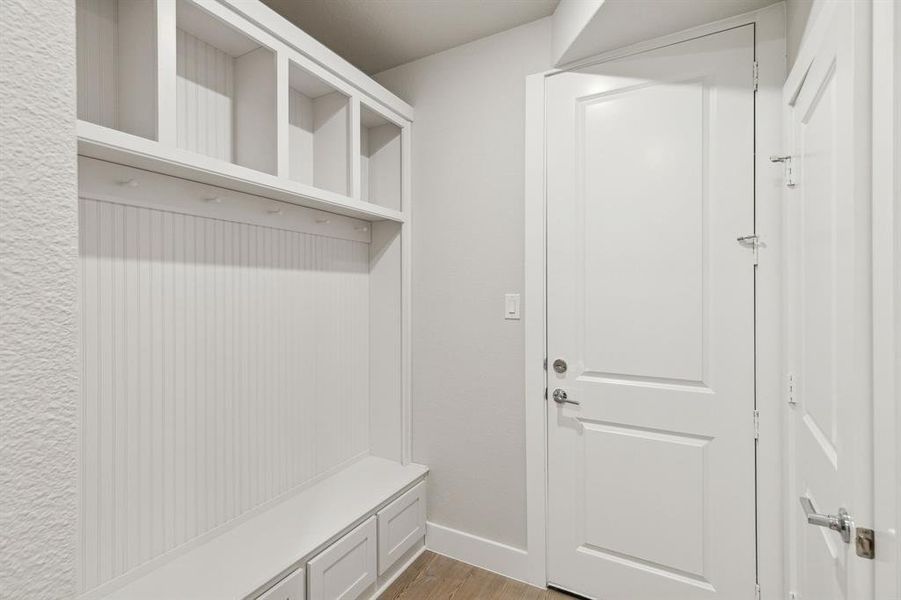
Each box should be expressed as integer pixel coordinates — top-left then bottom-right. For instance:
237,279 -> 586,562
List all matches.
97,457 -> 428,600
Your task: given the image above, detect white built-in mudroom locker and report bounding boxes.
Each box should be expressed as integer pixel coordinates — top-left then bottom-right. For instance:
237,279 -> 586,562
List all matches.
75,1 -> 418,598
2,0 -> 899,599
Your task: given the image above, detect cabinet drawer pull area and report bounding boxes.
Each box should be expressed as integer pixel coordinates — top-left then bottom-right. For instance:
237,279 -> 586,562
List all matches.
377,482 -> 427,575
307,517 -> 378,600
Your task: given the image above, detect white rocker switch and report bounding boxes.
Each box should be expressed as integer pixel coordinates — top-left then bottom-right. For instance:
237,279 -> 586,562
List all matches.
505,293 -> 521,320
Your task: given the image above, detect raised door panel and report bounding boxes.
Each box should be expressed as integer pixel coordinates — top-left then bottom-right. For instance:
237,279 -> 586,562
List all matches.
579,81 -> 705,383
258,568 -> 305,600
307,517 -> 377,600
377,483 -> 426,574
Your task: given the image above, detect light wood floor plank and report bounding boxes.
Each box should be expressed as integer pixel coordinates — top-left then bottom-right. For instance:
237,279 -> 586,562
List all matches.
378,552 -> 552,600
379,550 -> 436,599
422,554 -> 474,599
454,567 -> 506,598
496,579 -> 545,600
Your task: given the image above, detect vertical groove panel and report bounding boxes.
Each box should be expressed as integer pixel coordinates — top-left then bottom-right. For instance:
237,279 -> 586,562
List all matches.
78,199 -> 370,592
176,29 -> 234,162
77,0 -> 119,129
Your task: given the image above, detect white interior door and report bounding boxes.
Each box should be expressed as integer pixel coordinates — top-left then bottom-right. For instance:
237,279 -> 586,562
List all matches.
546,26 -> 757,600
784,1 -> 874,598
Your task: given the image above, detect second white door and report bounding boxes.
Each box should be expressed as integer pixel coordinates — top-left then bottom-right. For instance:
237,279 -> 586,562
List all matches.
546,26 -> 757,600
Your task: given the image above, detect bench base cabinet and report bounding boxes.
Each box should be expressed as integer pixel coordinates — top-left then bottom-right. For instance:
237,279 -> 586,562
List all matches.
377,482 -> 426,575
307,517 -> 378,600
259,568 -> 305,600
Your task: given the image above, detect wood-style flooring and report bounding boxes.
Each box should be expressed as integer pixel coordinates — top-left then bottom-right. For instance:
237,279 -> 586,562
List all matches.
379,551 -> 577,600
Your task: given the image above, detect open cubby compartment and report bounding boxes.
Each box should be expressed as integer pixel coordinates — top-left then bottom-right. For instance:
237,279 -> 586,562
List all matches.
175,0 -> 277,175
76,0 -> 158,140
360,105 -> 403,210
287,60 -> 351,196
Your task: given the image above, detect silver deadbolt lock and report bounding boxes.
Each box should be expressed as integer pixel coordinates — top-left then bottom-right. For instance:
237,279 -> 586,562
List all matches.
553,358 -> 567,374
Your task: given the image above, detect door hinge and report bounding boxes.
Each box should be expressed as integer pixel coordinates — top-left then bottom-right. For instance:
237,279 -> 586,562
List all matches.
770,154 -> 796,187
753,60 -> 759,91
543,357 -> 548,370
544,387 -> 548,400
737,234 -> 760,265
787,373 -> 797,406
755,583 -> 761,600
753,410 -> 760,440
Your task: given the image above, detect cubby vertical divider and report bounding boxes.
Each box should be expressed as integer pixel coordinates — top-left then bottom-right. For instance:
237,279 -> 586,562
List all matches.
156,0 -> 178,145
349,96 -> 363,201
276,52 -> 291,179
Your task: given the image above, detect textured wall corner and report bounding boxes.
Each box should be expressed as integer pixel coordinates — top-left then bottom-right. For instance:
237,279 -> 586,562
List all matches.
0,0 -> 79,598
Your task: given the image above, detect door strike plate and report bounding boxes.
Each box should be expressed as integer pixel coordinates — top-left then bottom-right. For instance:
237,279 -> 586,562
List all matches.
855,527 -> 875,559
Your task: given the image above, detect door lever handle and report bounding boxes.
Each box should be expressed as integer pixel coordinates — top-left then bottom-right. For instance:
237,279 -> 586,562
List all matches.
799,496 -> 853,543
552,388 -> 579,405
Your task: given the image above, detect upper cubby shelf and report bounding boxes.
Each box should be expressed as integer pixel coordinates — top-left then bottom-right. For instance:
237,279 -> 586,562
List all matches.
75,0 -> 411,224
77,0 -> 159,140
176,0 -> 278,175
288,60 -> 351,196
361,105 -> 402,211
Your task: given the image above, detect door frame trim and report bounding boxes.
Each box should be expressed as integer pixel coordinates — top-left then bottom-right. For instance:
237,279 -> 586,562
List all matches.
872,0 -> 901,597
523,3 -> 786,593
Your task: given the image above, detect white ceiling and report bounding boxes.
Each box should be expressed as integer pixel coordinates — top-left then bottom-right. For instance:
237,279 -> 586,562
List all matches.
261,0 -> 560,74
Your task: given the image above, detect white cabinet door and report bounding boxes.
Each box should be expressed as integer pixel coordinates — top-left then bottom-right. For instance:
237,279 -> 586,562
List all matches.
784,1 -> 875,598
258,568 -> 305,600
377,482 -> 426,574
307,517 -> 377,600
546,25 -> 757,600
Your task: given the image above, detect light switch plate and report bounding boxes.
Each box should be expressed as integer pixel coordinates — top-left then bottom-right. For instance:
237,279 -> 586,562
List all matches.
505,293 -> 521,320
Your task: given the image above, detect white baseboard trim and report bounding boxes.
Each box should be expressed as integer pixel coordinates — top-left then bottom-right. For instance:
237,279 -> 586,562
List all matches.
425,522 -> 537,586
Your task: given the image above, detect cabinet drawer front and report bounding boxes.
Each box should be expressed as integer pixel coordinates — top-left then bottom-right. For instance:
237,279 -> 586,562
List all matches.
307,517 -> 377,600
258,567 -> 305,600
377,482 -> 426,574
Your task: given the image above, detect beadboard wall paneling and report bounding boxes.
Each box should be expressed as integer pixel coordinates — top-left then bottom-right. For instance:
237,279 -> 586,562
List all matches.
77,0 -> 119,130
176,28 -> 235,163
78,198 -> 370,592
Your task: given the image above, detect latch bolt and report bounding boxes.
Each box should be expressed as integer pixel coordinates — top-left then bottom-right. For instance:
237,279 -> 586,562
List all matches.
770,154 -> 796,187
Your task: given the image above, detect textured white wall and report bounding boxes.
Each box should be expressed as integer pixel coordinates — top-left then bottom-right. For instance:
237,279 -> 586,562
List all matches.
0,0 -> 80,598
375,18 -> 552,549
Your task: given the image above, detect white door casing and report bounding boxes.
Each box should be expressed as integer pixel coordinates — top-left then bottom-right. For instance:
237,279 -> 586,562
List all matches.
784,1 -> 875,598
546,25 -> 757,600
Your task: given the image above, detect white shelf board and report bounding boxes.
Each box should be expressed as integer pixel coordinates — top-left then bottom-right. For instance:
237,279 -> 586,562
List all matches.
98,456 -> 428,600
77,120 -> 405,224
